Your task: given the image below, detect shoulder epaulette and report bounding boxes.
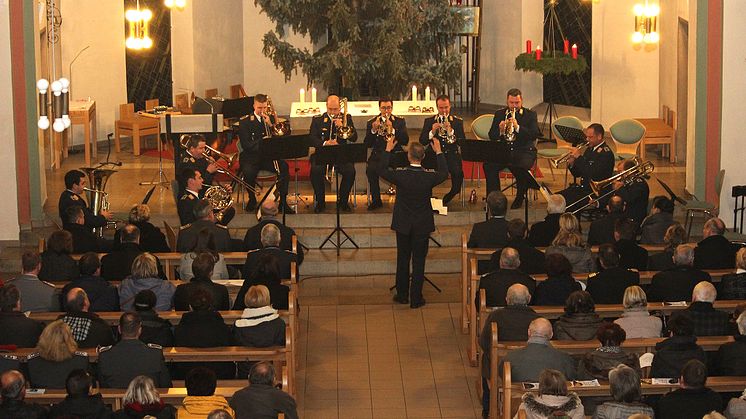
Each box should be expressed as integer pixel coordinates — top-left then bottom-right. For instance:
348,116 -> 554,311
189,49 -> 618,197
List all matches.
423,168 -> 435,172
629,268 -> 639,273
452,115 -> 463,121
395,167 -> 407,171
98,345 -> 112,353
216,224 -> 228,229
247,248 -> 260,254
41,280 -> 56,288
587,272 -> 598,278
26,352 -> 40,360
74,350 -> 88,357
147,343 -> 163,349
179,223 -> 191,231
180,194 -> 195,201
1,354 -> 18,361
367,116 -> 377,123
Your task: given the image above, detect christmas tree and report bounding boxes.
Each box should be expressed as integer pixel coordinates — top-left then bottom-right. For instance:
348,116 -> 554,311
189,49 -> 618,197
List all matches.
256,0 -> 464,99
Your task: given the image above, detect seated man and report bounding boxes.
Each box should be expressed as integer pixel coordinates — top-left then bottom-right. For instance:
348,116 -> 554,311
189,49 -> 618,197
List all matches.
656,359 -> 723,418
528,194 -> 565,247
177,199 -> 233,253
101,224 -> 165,281
715,311 -> 746,375
586,244 -> 640,304
694,217 -> 740,269
587,195 -> 626,246
58,169 -> 111,230
0,370 -> 48,418
467,190 -> 509,249
648,244 -> 712,302
495,218 -> 546,275
614,218 -> 648,270
650,314 -> 706,378
6,251 -> 58,312
61,252 -> 119,312
98,312 -> 172,388
60,288 -> 116,348
684,281 -> 730,337
640,196 -> 675,244
49,369 -> 112,418
64,206 -> 110,253
229,362 -> 298,419
241,224 -> 298,282
177,367 -> 235,418
719,247 -> 746,299
0,285 -> 44,348
173,252 -> 230,311
612,158 -> 650,226
242,200 -> 304,265
364,97 -> 409,210
476,247 -> 535,308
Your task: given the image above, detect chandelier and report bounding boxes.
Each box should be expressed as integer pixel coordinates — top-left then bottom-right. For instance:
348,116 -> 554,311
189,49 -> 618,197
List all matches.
125,0 -> 153,50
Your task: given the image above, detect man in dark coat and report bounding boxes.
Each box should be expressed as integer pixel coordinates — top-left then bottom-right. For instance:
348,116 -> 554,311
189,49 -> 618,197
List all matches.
58,169 -> 111,230
683,281 -> 731,337
176,199 -> 233,252
655,360 -> 723,418
650,314 -> 706,378
558,123 -> 615,211
61,253 -> 119,312
640,196 -> 675,244
528,194 -> 565,247
229,362 -> 298,419
614,218 -> 648,270
495,218 -> 546,275
587,195 -> 626,246
468,190 -> 509,249
173,253 -> 230,311
64,206 -> 110,253
613,158 -> 650,226
586,244 -> 640,304
476,247 -> 536,308
378,139 -> 448,308
59,288 -> 115,349
241,224 -> 298,283
0,285 -> 44,348
48,369 -> 112,419
648,244 -> 712,302
715,311 -> 746,376
365,98 -> 410,210
0,370 -> 48,419
100,225 -> 165,281
243,200 -> 303,265
694,217 -> 740,269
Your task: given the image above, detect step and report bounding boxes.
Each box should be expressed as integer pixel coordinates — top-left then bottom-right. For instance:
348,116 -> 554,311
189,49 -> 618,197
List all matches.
299,247 -> 461,277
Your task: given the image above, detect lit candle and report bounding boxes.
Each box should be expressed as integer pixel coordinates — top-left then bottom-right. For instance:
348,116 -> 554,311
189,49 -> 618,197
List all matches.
571,44 -> 578,59
412,85 -> 418,101
311,87 -> 317,103
425,86 -> 431,102
535,46 -> 542,61
526,39 -> 532,54
299,88 -> 305,103
563,39 -> 569,55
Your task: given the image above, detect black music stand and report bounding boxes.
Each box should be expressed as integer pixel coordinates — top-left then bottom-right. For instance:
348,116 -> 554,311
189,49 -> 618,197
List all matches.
260,134 -> 311,224
554,125 -> 586,146
317,143 -> 368,255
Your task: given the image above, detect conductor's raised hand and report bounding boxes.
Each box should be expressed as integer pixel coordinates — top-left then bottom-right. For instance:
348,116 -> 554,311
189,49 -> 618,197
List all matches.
431,137 -> 443,154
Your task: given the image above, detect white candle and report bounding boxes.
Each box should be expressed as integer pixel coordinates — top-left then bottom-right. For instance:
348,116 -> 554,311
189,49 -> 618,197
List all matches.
412,85 -> 418,101
311,87 -> 317,103
299,88 -> 305,103
425,86 -> 431,102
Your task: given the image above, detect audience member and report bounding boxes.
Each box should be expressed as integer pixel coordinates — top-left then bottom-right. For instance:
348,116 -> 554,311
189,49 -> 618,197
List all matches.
553,291 -> 603,341
655,359 -> 723,419
718,247 -> 746,299
133,290 -> 174,347
467,191 -> 509,248
725,388 -> 746,418
98,312 -> 172,389
27,320 -> 90,389
694,217 -> 739,270
102,224 -> 166,281
243,200 -> 304,265
495,218 -> 546,274
647,222 -> 687,271
7,251 -> 59,312
119,253 -> 175,311
613,159 -> 650,226
546,213 -> 595,273
174,252 -> 230,311
613,218 -> 648,270
587,195 -> 627,246
514,369 -> 584,419
49,369 -> 112,419
529,194 -> 566,247
64,206 -> 104,253
578,323 -> 640,380
60,287 -> 116,348
207,409 -> 233,419
178,229 -> 229,281
0,284 -> 44,347
39,230 -> 79,282
682,281 -> 730,336
234,251 -> 290,311
61,252 -> 119,312
476,247 -> 535,308
176,199 -> 232,253
241,224 -> 299,282
233,285 -> 286,378
532,253 -> 582,306
586,244 -> 640,304
647,244 -> 712,302
593,364 -> 655,419
715,311 -> 746,376
0,354 -> 20,377
229,362 -> 298,419
0,370 -> 48,418
613,286 -> 663,338
640,196 -> 676,244
176,367 -> 235,419
112,375 -> 176,419
113,204 -> 170,253
650,314 -> 706,378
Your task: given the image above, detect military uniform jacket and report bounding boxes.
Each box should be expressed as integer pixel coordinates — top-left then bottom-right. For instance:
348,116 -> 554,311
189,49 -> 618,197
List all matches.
176,219 -> 232,252
418,114 -> 465,153
614,177 -> 650,225
180,150 -> 214,185
569,142 -> 615,186
310,112 -> 358,149
378,151 -> 448,235
487,107 -> 540,152
98,339 -> 172,388
177,190 -> 200,226
58,189 -> 106,229
238,113 -> 275,165
364,114 -> 409,152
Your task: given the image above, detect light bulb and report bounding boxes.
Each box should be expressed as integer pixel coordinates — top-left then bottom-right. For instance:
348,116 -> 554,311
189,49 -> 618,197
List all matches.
125,9 -> 140,22
648,4 -> 660,16
53,119 -> 65,132
648,32 -> 660,43
164,0 -> 175,7
63,115 -> 71,128
59,78 -> 70,91
37,78 -> 49,92
141,9 -> 152,21
175,0 -> 186,7
38,116 -> 50,130
126,37 -> 137,49
632,32 -> 644,43
633,4 -> 644,16
142,37 -> 153,49
51,80 -> 62,93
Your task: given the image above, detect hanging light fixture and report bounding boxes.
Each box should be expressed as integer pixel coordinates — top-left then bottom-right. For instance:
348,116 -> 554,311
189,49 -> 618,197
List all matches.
126,0 -> 153,50
164,0 -> 186,10
632,1 -> 660,44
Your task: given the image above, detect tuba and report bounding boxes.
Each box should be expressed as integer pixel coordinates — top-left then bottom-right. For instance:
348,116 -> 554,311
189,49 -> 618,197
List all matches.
335,97 -> 354,141
436,114 -> 457,144
265,96 -> 290,137
80,167 -> 117,236
501,108 -> 517,142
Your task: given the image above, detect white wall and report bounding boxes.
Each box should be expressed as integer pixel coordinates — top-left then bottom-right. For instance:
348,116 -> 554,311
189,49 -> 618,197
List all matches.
171,3 -> 194,97
591,0 -> 660,127
192,0 -> 243,97
719,1 -> 746,230
658,0 -> 689,161
0,0 -> 20,240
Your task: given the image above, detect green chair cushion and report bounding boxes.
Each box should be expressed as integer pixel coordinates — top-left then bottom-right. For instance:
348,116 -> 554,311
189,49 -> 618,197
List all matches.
610,119 -> 646,144
551,116 -> 584,141
684,200 -> 715,210
472,116 -> 494,140
538,149 -> 570,158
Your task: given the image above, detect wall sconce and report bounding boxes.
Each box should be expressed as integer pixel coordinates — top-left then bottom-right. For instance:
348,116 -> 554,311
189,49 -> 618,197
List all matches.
164,0 -> 186,10
37,77 -> 70,132
632,2 -> 660,44
125,1 -> 153,50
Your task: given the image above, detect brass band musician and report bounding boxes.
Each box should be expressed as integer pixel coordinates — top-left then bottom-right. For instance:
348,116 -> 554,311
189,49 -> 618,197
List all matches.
59,170 -> 113,230
364,98 -> 409,210
558,123 -> 615,210
179,134 -> 218,190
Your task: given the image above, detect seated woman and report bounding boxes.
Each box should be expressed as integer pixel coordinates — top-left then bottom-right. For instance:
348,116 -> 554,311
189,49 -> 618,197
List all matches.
39,230 -> 79,282
233,252 -> 289,311
647,223 -> 686,271
578,323 -> 640,380
515,368 -> 584,419
112,375 -> 176,419
532,254 -> 583,306
178,229 -> 229,281
545,213 -> 595,274
27,320 -> 90,389
553,291 -> 603,341
233,285 -> 286,378
593,364 -> 655,419
114,204 -> 170,253
726,388 -> 746,418
719,247 -> 746,300
614,285 -> 663,338
133,290 -> 174,347
174,252 -> 230,311
119,253 -> 175,311
650,313 -> 706,378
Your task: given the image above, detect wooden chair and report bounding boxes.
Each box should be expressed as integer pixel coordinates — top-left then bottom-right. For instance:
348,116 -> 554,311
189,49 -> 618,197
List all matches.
610,119 -> 646,160
174,93 -> 192,113
205,88 -> 218,98
230,84 -> 247,99
114,103 -> 161,156
163,221 -> 177,252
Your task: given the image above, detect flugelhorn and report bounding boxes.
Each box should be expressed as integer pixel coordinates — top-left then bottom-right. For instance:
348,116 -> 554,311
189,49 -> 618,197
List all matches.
436,115 -> 457,144
550,141 -> 590,168
335,97 -> 354,141
501,108 -> 517,142
265,96 -> 290,137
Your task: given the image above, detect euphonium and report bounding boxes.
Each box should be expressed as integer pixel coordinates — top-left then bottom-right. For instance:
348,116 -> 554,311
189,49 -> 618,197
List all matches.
335,97 -> 354,141
80,167 -> 117,236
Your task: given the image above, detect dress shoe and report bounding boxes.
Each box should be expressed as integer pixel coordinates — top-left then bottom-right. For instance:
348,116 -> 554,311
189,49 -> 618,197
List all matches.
338,202 -> 352,212
393,294 -> 409,304
410,299 -> 426,309
442,192 -> 455,205
510,197 -> 524,210
313,203 -> 325,214
367,201 -> 383,211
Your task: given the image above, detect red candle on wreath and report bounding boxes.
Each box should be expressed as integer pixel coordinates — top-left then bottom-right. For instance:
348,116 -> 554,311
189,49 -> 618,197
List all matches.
571,43 -> 578,59
535,46 -> 542,60
563,39 -> 569,55
526,39 -> 532,54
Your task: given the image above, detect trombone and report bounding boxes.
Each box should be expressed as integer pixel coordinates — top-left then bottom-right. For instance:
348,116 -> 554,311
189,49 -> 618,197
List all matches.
567,157 -> 655,214
179,135 -> 260,195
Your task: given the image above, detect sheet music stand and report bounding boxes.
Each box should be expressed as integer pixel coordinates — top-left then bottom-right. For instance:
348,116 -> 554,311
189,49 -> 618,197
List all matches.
260,134 -> 311,224
554,125 -> 586,146
316,143 -> 368,255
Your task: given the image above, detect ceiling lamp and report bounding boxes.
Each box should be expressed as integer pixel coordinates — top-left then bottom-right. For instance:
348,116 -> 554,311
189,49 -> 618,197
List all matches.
164,0 -> 186,10
126,1 -> 153,50
632,1 -> 660,44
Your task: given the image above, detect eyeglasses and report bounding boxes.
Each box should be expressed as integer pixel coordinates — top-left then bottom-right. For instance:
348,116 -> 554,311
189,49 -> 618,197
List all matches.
380,106 -> 393,110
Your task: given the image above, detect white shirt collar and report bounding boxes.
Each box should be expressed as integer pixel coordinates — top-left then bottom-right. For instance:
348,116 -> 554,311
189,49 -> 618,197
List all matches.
737,268 -> 746,274
186,189 -> 200,197
410,163 -> 422,167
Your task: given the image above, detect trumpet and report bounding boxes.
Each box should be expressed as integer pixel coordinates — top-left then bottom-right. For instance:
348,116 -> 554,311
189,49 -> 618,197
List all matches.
436,115 -> 457,144
501,108 -> 517,142
550,142 -> 590,168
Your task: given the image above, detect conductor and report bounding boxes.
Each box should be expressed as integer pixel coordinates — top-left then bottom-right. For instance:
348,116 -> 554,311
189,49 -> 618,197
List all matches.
378,137 -> 448,309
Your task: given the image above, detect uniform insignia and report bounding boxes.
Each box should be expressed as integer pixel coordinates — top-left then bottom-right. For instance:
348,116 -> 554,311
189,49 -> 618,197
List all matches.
449,115 -> 453,122
519,108 -> 524,115
98,345 -> 112,353
179,223 -> 192,230
216,224 -> 228,229
71,195 -> 79,201
395,167 -> 407,171
323,117 -> 328,123
588,272 -> 598,278
74,351 -> 88,356
147,343 -> 163,349
26,352 -> 40,360
423,168 -> 435,172
0,354 -> 18,360
250,115 -> 255,121
453,115 -> 463,121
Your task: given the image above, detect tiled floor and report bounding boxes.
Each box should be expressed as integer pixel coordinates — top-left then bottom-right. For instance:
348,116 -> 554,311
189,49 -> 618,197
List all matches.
295,303 -> 483,419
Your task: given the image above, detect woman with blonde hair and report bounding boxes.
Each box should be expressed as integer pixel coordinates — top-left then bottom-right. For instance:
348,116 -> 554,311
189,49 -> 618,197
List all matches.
545,213 -> 595,273
27,320 -> 89,389
233,285 -> 286,378
613,286 -> 663,338
112,375 -> 176,419
118,253 -> 175,311
113,204 -> 170,253
647,222 -> 687,271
